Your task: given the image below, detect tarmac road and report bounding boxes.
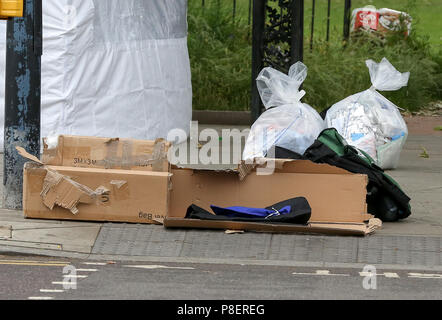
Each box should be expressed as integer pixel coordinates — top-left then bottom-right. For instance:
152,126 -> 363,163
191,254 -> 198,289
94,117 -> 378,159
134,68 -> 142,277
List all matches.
1,253 -> 441,301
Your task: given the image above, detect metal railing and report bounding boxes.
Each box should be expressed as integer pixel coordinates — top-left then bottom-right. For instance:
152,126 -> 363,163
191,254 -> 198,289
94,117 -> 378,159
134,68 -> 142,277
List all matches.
195,0 -> 353,120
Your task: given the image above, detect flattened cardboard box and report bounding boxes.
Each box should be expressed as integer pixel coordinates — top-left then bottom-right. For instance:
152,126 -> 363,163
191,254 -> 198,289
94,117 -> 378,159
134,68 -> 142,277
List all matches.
42,135 -> 170,172
21,143 -> 380,234
165,159 -> 380,236
23,162 -> 170,224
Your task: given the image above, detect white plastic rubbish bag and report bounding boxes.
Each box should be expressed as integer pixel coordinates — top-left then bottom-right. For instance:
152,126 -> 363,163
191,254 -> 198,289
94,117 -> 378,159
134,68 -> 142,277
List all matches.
243,62 -> 325,160
325,57 -> 409,169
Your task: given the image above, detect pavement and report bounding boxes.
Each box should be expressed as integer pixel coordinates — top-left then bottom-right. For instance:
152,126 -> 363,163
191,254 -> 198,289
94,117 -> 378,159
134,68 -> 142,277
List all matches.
0,116 -> 441,271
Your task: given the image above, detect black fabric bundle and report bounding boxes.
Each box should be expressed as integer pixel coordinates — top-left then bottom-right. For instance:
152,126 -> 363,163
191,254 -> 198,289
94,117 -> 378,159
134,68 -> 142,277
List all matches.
185,197 -> 311,225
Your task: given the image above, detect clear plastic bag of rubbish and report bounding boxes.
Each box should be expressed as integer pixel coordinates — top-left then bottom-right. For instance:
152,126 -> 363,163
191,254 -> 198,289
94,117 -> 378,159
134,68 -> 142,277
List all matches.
243,62 -> 325,161
325,57 -> 409,169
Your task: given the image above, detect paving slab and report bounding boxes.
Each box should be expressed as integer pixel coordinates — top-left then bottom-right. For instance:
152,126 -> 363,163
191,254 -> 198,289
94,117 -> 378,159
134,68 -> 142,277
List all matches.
0,209 -> 101,254
0,225 -> 11,239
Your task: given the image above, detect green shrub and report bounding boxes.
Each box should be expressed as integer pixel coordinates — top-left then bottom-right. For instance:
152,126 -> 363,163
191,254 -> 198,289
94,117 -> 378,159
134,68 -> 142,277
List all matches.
188,2 -> 252,111
303,33 -> 442,112
188,0 -> 442,112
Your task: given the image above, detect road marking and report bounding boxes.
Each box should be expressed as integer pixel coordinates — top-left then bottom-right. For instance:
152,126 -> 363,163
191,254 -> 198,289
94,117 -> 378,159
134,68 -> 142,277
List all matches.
0,259 -> 69,264
124,265 -> 195,270
408,273 -> 442,279
28,297 -> 54,300
316,270 -> 331,275
75,268 -> 98,272
292,270 -> 349,276
83,262 -> 107,266
359,272 -> 400,278
384,272 -> 400,278
63,275 -> 88,279
40,289 -> 64,293
0,262 -> 69,267
52,281 -> 74,286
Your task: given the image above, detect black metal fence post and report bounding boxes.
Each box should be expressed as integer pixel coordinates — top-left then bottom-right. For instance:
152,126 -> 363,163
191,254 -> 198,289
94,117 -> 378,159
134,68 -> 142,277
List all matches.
326,0 -> 331,42
291,0 -> 304,64
3,0 -> 42,209
233,0 -> 237,23
248,0 -> 252,25
309,0 -> 315,51
343,0 -> 352,41
251,0 -> 304,121
251,0 -> 266,122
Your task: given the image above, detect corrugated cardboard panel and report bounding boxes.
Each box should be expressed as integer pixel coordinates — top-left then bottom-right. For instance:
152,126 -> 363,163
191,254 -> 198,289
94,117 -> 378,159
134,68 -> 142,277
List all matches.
163,218 -> 381,236
42,135 -> 170,172
237,159 -> 352,180
169,167 -> 371,223
23,164 -> 171,224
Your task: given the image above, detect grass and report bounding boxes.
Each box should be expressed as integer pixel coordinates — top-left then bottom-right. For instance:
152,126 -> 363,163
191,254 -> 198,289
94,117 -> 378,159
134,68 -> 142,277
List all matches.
188,0 -> 442,112
302,34 -> 442,112
188,1 -> 252,111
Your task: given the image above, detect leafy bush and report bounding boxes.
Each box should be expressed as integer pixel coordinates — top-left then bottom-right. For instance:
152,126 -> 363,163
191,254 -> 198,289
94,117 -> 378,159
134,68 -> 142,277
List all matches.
303,33 -> 442,112
188,0 -> 442,112
188,2 -> 252,111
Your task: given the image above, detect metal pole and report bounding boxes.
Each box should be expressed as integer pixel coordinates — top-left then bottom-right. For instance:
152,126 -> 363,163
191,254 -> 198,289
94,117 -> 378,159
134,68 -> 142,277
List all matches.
326,0 -> 331,42
343,0 -> 351,41
251,0 -> 266,122
309,0 -> 315,52
291,0 -> 304,64
4,0 -> 42,210
233,0 -> 237,23
248,0 -> 252,25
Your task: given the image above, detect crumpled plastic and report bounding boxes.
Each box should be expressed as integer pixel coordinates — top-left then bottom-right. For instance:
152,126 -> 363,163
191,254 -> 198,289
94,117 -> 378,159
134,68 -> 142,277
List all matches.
325,57 -> 409,169
243,62 -> 325,160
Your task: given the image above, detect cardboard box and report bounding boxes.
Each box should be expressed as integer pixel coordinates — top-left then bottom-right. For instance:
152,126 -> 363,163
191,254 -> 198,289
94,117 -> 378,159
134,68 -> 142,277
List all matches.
164,159 -> 380,236
22,161 -> 170,225
20,144 -> 380,235
42,135 -> 170,172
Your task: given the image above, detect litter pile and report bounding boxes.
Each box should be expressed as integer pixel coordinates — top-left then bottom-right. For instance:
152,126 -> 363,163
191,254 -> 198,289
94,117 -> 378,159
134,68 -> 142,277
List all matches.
243,62 -> 324,160
324,57 -> 409,170
243,57 -> 412,222
351,7 -> 412,37
17,57 -> 412,236
19,134 -> 380,237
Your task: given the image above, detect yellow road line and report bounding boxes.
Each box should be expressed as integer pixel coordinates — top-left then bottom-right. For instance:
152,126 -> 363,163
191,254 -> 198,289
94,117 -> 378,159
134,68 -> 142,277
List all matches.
0,259 -> 70,264
0,262 -> 69,267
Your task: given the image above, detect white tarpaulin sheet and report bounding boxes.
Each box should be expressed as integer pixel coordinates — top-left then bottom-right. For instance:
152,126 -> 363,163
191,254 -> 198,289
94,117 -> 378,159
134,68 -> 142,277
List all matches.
0,0 -> 192,149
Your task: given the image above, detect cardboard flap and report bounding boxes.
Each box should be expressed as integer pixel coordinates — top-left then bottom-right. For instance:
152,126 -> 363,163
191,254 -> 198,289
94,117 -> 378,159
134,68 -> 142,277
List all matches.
98,137 -> 169,169
17,146 -> 104,215
40,169 -> 103,215
238,158 -> 351,180
310,218 -> 381,235
16,146 -> 43,165
163,217 -> 381,236
42,135 -> 170,171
